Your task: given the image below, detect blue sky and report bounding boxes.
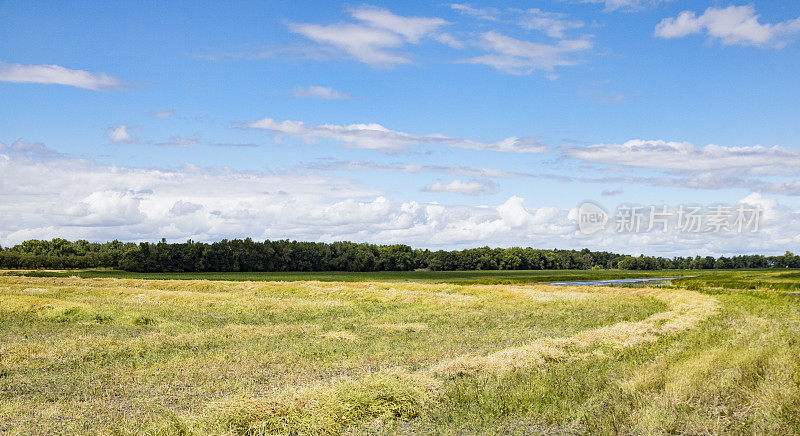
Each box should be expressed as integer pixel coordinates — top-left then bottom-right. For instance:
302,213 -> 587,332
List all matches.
2,0 -> 800,256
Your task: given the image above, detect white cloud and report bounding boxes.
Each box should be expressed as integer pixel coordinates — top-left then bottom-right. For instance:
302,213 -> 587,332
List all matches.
64,190 -> 146,226
579,0 -> 668,13
559,139 -> 800,196
449,4 -> 501,21
433,33 -> 465,49
289,23 -> 409,65
571,173 -> 800,197
3,144 -> 800,256
209,142 -> 260,148
655,5 -> 800,48
204,5 -> 594,76
518,9 -> 584,38
423,179 -> 494,195
152,110 -> 174,118
350,6 -> 447,44
452,5 -> 584,38
0,62 -> 127,91
157,136 -> 199,147
565,139 -> 800,176
187,44 -> 342,63
0,139 -> 60,157
170,200 -> 203,216
302,159 -> 546,179
497,195 -> 534,227
290,86 -> 351,100
0,143 -> 379,245
106,125 -> 138,144
463,31 -> 592,75
289,6 -> 447,66
239,117 -> 547,153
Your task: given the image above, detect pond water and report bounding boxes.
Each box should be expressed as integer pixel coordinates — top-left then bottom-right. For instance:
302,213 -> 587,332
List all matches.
546,277 -> 690,287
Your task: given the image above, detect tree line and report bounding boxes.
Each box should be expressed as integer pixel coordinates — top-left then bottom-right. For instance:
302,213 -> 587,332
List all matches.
0,238 -> 798,272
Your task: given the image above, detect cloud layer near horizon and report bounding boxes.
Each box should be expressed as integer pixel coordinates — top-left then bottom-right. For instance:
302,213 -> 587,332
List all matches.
2,140 -> 800,257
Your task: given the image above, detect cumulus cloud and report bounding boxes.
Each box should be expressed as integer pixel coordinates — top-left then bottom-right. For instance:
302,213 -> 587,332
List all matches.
106,125 -> 138,144
0,141 -> 559,248
497,196 -> 534,227
64,190 -> 146,226
0,142 -> 379,245
170,200 -> 203,216
289,6 -> 447,66
655,5 -> 800,48
423,179 -> 495,195
0,62 -> 128,91
290,86 -> 351,100
239,117 -> 547,153
2,143 -> 800,255
463,31 -> 592,75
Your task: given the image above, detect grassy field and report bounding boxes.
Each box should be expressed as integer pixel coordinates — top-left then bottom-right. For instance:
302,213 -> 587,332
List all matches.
1,268 -> 692,284
6,268 -> 800,291
1,270 -> 798,434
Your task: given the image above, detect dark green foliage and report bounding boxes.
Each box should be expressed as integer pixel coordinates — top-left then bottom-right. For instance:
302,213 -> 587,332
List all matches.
0,237 -> 795,272
0,239 -> 134,269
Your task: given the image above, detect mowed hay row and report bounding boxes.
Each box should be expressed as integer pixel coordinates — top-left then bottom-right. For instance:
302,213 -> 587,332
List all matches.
432,286 -> 719,377
0,274 -> 619,299
0,277 -> 353,313
370,322 -> 429,332
0,276 -> 687,434
0,276 -> 626,317
201,285 -> 713,434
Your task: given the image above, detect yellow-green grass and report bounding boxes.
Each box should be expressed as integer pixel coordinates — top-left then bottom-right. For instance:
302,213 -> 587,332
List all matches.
424,290 -> 800,435
0,276 -> 661,434
7,268 -> 800,292
1,274 -> 798,434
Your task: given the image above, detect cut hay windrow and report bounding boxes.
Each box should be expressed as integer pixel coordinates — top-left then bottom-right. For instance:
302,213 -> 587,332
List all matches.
1,272 -> 795,435
370,322 -> 429,332
431,286 -> 720,377
208,284 -> 720,433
